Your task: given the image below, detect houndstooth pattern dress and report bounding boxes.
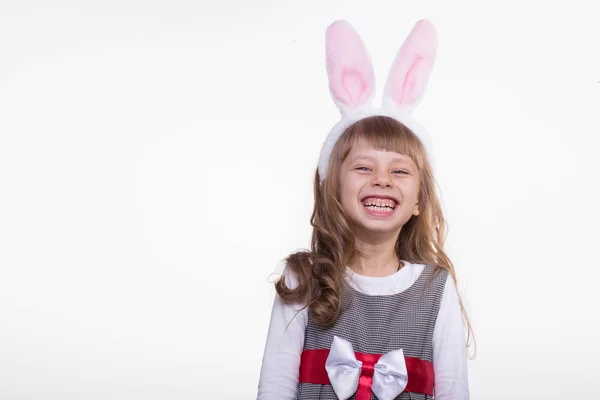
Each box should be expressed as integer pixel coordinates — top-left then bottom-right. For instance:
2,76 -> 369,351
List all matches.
297,264 -> 448,400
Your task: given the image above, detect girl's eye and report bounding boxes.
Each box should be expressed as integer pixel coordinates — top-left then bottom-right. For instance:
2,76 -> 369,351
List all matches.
355,167 -> 409,174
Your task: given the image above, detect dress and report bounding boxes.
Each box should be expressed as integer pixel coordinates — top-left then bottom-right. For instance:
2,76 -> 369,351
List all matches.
257,261 -> 469,400
297,264 -> 445,399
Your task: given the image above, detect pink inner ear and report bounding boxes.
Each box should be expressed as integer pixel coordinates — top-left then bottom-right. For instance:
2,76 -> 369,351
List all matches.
396,55 -> 425,106
341,69 -> 367,107
384,19 -> 437,110
326,20 -> 375,110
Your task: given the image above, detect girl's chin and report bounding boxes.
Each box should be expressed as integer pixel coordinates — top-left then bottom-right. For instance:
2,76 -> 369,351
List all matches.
350,218 -> 404,236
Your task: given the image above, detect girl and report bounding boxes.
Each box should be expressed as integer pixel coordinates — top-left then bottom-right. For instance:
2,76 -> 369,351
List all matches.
258,19 -> 473,400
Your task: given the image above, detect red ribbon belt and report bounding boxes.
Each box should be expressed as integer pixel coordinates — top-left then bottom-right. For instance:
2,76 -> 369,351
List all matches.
299,349 -> 434,398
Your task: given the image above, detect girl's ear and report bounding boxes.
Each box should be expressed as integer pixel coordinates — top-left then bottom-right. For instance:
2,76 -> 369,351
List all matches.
412,202 -> 420,216
383,19 -> 438,114
326,20 -> 375,115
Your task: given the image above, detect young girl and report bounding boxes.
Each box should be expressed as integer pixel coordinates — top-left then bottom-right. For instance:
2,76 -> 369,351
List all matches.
258,19 -> 472,400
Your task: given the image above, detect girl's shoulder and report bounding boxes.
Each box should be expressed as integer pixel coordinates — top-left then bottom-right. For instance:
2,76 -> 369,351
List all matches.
420,262 -> 451,281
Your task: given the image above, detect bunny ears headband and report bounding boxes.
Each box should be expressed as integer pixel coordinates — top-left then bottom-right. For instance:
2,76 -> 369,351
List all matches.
317,19 -> 438,184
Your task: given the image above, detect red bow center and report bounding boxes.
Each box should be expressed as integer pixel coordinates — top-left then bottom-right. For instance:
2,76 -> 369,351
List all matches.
355,353 -> 382,400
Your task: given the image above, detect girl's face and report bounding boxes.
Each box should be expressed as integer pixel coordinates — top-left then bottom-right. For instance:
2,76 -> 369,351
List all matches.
339,138 -> 421,240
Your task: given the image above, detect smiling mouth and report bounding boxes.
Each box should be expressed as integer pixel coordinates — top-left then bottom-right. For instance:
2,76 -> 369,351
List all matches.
361,197 -> 398,214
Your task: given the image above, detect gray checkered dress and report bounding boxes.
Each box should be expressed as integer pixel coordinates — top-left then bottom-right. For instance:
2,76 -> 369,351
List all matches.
297,264 -> 447,400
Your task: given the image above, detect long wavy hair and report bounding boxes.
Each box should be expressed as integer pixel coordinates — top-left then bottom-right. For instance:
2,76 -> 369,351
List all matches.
275,115 -> 475,354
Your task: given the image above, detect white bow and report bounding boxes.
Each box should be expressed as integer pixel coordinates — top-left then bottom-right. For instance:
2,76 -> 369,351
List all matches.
325,336 -> 408,400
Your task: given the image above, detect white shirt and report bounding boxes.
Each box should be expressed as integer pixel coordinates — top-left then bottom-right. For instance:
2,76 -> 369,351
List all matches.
257,261 -> 470,399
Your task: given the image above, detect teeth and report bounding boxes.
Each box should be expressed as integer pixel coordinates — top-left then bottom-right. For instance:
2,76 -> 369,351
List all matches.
365,205 -> 393,212
363,197 -> 396,209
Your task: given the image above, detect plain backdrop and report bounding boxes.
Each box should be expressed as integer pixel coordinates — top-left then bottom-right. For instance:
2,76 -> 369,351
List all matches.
1,0 -> 599,399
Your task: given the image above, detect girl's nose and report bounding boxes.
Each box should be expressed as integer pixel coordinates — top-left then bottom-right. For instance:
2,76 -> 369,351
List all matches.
371,171 -> 392,187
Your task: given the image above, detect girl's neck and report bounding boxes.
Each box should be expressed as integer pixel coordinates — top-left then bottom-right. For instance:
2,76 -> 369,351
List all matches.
349,234 -> 402,277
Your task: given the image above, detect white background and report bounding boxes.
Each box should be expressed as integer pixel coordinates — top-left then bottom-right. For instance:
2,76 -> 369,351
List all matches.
1,0 -> 599,399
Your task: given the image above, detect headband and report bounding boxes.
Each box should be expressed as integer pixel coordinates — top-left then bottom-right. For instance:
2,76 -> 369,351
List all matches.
317,19 -> 438,184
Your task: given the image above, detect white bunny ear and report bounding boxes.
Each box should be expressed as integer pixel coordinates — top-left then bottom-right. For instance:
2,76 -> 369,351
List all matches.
326,20 -> 375,116
383,19 -> 438,113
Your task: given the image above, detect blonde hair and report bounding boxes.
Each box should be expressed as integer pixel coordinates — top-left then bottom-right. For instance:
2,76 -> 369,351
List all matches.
275,115 -> 475,355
